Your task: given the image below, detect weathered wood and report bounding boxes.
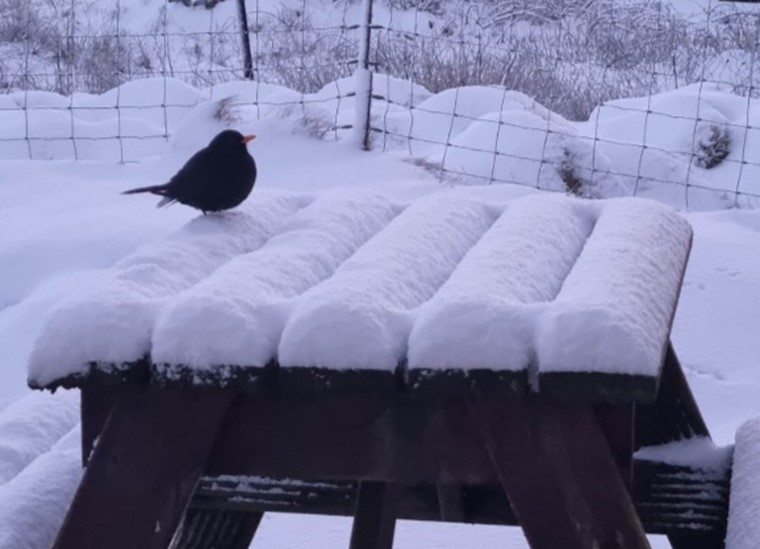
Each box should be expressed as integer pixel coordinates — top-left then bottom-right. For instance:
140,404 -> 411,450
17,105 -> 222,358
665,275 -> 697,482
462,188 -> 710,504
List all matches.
349,481 -> 399,549
204,394 -> 498,484
470,398 -> 650,549
635,459 -> 730,549
52,385 -> 236,549
407,368 -> 527,401
277,367 -> 400,395
80,381 -> 120,466
636,344 -> 710,449
538,370 -> 659,404
595,404 -> 635,485
191,458 -> 731,538
436,484 -> 465,521
170,508 -> 261,549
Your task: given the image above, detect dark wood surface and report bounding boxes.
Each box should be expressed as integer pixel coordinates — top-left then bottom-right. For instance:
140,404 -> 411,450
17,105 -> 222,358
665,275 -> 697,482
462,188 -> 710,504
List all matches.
204,393 -> 498,483
51,337 -> 723,549
189,458 -> 731,538
470,399 -> 650,549
635,344 -> 711,448
349,482 -> 399,549
52,385 -> 236,549
171,508 -> 261,549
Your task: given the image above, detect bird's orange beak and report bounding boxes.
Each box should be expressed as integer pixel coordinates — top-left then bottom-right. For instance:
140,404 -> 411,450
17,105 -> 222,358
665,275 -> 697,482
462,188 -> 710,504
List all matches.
242,134 -> 256,144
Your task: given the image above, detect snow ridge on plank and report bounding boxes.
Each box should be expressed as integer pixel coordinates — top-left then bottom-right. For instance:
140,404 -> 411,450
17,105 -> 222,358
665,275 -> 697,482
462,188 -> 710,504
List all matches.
278,193 -> 499,371
536,198 -> 692,378
27,192 -> 308,387
726,418 -> 760,549
0,391 -> 79,485
151,190 -> 401,372
408,194 -> 595,372
0,426 -> 82,549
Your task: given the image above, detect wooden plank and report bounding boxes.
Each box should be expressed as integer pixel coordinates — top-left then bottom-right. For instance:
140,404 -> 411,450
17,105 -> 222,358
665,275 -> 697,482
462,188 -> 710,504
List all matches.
52,385 -> 235,549
349,481 -> 399,549
635,344 -> 710,448
170,509 -> 261,549
190,458 -> 731,538
204,394 -> 498,484
407,368 -> 527,401
277,367 -> 400,395
80,381 -> 121,467
469,397 -> 650,549
595,404 -> 635,485
538,370 -> 659,404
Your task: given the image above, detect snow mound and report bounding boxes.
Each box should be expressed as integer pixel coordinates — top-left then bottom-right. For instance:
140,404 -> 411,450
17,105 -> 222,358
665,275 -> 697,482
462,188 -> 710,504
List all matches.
27,192 -> 307,387
726,418 -> 760,549
278,192 -> 497,370
408,195 -> 594,371
536,198 -> 692,377
0,391 -> 79,485
0,426 -> 82,549
2,75 -> 760,209
152,190 -> 400,370
439,109 -> 629,198
634,437 -> 733,470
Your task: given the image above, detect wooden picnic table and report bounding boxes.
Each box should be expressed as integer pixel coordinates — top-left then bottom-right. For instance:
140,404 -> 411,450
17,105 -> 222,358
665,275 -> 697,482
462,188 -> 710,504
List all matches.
28,191 -> 730,549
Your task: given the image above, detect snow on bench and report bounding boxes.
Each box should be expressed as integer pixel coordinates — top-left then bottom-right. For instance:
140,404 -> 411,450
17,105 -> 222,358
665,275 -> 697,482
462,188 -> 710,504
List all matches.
0,391 -> 78,485
536,199 -> 692,379
278,193 -> 497,372
726,418 -> 760,549
151,190 -> 400,381
407,195 -> 595,381
27,192 -> 307,387
27,190 -> 692,401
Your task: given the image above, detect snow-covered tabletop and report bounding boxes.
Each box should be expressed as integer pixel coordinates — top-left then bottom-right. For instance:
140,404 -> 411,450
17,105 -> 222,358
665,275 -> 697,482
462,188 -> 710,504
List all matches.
27,189 -> 692,402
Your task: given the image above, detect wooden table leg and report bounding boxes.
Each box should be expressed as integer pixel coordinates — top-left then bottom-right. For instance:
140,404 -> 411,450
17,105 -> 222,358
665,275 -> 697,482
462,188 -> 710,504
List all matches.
469,398 -> 650,549
436,483 -> 465,522
52,385 -> 236,549
349,481 -> 399,549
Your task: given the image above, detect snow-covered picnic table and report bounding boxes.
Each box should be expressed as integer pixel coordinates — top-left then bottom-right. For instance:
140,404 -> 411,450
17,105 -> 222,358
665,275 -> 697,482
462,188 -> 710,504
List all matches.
28,190 -> 733,549
29,190 -> 691,400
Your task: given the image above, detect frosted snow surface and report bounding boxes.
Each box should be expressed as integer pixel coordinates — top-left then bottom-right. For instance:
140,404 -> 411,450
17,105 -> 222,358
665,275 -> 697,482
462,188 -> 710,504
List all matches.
28,190 -> 692,385
725,418 -> 760,549
634,437 -> 732,471
278,193 -> 497,370
152,190 -> 400,369
0,426 -> 82,549
408,195 -> 594,372
0,391 -> 79,485
27,192 -> 306,387
536,198 -> 692,377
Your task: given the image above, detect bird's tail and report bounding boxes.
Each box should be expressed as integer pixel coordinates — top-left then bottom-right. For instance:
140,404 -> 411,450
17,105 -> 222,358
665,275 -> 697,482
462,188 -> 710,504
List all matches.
121,183 -> 169,196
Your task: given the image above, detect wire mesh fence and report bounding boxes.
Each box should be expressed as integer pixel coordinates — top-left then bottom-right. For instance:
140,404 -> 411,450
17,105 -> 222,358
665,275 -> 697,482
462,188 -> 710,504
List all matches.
1,0 -> 760,208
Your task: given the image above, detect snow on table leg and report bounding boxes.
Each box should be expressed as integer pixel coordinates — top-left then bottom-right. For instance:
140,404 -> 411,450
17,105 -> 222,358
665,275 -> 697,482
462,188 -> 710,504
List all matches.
408,195 -> 595,372
151,190 -> 400,373
27,192 -> 308,388
0,390 -> 79,485
726,418 -> 760,549
278,193 -> 498,371
536,198 -> 692,377
0,426 -> 81,549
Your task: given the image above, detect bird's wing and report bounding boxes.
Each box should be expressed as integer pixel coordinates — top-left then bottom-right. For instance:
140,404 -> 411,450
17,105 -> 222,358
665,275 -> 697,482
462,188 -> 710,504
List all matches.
167,147 -> 216,200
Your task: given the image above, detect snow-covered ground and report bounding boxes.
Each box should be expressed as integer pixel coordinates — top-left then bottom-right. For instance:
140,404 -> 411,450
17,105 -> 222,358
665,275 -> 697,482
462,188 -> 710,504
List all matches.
3,75 -> 760,209
1,73 -> 759,548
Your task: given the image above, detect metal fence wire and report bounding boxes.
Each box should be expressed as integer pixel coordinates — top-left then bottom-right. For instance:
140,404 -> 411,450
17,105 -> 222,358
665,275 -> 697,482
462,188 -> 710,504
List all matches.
2,0 -> 760,209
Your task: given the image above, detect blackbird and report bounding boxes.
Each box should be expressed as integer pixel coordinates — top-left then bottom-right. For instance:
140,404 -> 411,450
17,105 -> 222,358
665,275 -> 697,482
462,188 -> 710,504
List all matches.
122,129 -> 257,214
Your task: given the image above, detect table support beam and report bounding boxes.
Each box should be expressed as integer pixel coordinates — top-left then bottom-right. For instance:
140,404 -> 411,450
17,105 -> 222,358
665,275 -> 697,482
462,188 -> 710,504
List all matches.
470,398 -> 650,549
